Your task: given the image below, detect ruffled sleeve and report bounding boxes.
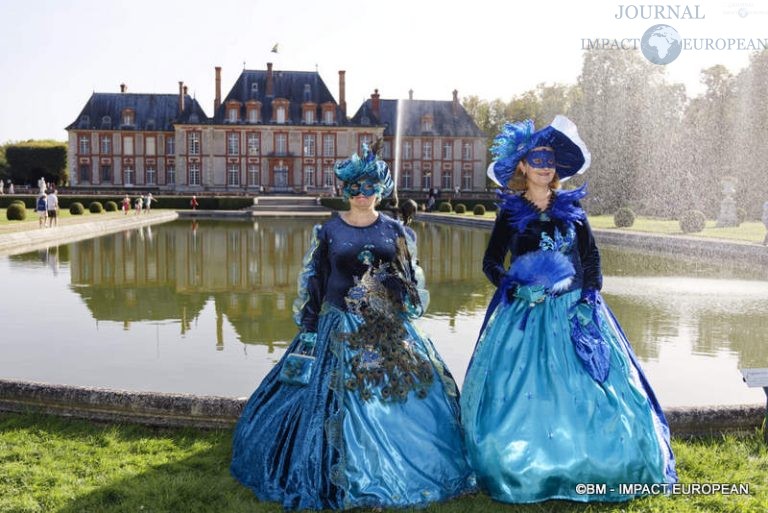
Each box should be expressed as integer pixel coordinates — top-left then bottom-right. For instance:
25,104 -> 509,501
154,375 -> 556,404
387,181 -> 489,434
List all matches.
292,223 -> 329,332
402,225 -> 430,316
482,210 -> 513,288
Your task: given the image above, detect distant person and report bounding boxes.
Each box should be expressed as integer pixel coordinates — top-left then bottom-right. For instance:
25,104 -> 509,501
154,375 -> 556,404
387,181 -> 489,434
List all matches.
122,195 -> 131,215
762,200 -> 768,246
135,195 -> 143,215
36,193 -> 48,228
46,188 -> 59,227
8,181 -> 14,195
144,192 -> 156,213
190,195 -> 199,210
425,193 -> 436,212
0,180 -> 4,194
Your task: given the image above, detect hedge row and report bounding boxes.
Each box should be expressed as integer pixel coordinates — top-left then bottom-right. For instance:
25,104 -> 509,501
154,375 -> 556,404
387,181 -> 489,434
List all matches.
0,195 -> 252,210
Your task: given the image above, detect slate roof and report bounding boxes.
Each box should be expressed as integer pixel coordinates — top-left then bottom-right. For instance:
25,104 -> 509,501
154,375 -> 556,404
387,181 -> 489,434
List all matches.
350,98 -> 485,138
213,69 -> 348,125
66,93 -> 209,131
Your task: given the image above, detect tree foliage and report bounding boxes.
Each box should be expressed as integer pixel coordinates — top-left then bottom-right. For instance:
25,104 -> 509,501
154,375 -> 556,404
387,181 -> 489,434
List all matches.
4,140 -> 67,187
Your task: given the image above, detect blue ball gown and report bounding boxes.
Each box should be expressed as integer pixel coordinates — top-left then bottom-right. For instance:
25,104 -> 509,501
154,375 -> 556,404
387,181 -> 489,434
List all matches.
460,186 -> 677,503
231,214 -> 474,510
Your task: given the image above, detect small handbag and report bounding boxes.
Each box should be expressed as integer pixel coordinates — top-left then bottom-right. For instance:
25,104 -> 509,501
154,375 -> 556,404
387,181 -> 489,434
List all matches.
278,332 -> 317,386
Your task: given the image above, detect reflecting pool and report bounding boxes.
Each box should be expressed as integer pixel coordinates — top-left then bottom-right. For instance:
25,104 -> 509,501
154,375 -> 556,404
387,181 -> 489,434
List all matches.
1,218 -> 766,406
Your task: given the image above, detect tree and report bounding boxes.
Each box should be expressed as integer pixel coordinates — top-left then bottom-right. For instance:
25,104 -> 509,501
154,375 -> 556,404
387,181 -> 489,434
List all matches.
5,140 -> 68,187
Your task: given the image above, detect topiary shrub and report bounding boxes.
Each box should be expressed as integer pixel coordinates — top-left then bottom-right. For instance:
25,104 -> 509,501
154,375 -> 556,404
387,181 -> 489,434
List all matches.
70,202 -> 85,215
613,207 -> 636,228
679,210 -> 706,233
473,204 -> 486,216
105,200 -> 118,212
438,201 -> 452,213
9,200 -> 26,209
89,201 -> 104,214
6,203 -> 26,221
737,207 -> 747,225
454,203 -> 467,214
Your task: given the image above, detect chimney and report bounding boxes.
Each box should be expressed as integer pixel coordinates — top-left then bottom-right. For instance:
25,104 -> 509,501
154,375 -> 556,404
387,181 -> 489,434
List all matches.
408,89 -> 413,100
452,89 -> 459,115
120,83 -> 127,93
338,70 -> 346,118
178,81 -> 185,113
266,62 -> 274,97
370,89 -> 380,119
214,66 -> 222,111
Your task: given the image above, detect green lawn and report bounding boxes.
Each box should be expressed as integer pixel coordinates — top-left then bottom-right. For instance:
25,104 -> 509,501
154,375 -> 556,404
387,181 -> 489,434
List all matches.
429,211 -> 767,244
1,412 -> 766,513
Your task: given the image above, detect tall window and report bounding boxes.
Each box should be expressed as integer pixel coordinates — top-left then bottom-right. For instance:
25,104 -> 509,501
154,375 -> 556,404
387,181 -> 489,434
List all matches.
402,170 -> 412,189
304,166 -> 315,187
423,173 -> 432,190
189,163 -> 200,186
303,134 -> 315,157
166,165 -> 176,185
228,107 -> 239,122
462,141 -> 472,160
323,135 -> 335,157
228,133 -> 240,156
79,164 -> 90,182
124,166 -> 134,185
146,166 -> 156,185
166,136 -> 175,155
323,109 -> 334,125
100,135 -> 112,154
248,164 -> 260,186
276,107 -> 286,124
248,108 -> 259,123
423,141 -> 432,160
275,134 -> 287,155
100,164 -> 112,182
323,166 -> 334,187
247,133 -> 260,156
403,141 -> 412,160
442,141 -> 452,160
463,172 -> 472,190
442,172 -> 452,190
304,110 -> 315,125
383,141 -> 392,159
188,132 -> 200,156
79,136 -> 90,154
228,163 -> 240,186
146,137 -> 156,156
123,136 -> 134,156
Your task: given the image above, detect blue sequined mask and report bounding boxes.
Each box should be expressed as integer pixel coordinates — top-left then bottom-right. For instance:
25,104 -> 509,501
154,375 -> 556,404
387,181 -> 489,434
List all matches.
526,149 -> 556,169
344,178 -> 383,198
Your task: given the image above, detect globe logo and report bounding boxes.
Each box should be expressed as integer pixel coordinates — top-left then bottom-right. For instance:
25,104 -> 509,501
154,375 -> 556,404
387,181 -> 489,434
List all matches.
641,24 -> 682,65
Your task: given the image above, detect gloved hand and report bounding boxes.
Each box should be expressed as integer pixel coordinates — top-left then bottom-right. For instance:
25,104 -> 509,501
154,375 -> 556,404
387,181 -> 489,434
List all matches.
570,301 -> 595,326
513,284 -> 548,305
299,331 -> 318,350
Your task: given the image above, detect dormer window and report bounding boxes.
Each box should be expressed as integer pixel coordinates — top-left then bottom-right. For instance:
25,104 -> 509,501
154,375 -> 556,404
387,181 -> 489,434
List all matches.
101,116 -> 112,129
251,82 -> 259,95
79,115 -> 90,128
145,118 -> 156,130
304,109 -> 315,125
246,101 -> 261,123
323,109 -> 334,125
272,99 -> 290,124
303,84 -> 311,102
228,107 -> 239,122
276,107 -> 286,124
121,109 -> 135,127
421,114 -> 433,132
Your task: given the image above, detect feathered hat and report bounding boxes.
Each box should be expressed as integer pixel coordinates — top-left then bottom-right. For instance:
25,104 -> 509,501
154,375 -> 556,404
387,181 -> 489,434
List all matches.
334,140 -> 394,198
486,115 -> 591,187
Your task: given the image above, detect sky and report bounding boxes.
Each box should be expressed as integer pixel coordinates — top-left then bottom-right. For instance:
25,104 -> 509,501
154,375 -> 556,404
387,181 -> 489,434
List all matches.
1,0 -> 766,143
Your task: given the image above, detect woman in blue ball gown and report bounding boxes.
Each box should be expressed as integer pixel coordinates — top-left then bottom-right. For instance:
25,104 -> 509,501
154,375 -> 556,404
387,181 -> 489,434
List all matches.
460,116 -> 677,503
231,143 -> 474,510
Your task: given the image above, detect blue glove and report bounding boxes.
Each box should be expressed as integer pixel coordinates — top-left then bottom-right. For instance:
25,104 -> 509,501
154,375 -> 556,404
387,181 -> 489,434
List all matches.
514,285 -> 548,305
299,331 -> 317,350
570,302 -> 595,326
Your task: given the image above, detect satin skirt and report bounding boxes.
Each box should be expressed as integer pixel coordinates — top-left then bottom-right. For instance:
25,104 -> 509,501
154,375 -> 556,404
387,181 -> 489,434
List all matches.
461,289 -> 677,503
231,304 -> 474,510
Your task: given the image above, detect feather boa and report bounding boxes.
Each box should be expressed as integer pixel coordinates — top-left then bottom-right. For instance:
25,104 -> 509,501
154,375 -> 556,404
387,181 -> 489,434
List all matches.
497,183 -> 589,232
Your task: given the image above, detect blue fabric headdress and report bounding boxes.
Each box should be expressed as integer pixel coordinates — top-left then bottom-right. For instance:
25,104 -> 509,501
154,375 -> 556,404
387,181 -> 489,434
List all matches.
487,115 -> 591,187
334,141 -> 394,198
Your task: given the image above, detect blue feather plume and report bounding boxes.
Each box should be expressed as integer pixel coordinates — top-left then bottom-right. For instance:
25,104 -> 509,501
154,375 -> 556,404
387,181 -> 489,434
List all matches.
549,184 -> 588,225
496,191 -> 539,232
507,249 -> 575,292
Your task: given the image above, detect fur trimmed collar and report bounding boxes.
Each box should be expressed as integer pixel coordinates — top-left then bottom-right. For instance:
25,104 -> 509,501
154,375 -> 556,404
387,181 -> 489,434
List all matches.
497,184 -> 588,232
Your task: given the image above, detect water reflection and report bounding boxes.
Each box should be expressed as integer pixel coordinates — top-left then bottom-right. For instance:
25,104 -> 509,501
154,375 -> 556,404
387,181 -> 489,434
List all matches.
1,217 -> 766,403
